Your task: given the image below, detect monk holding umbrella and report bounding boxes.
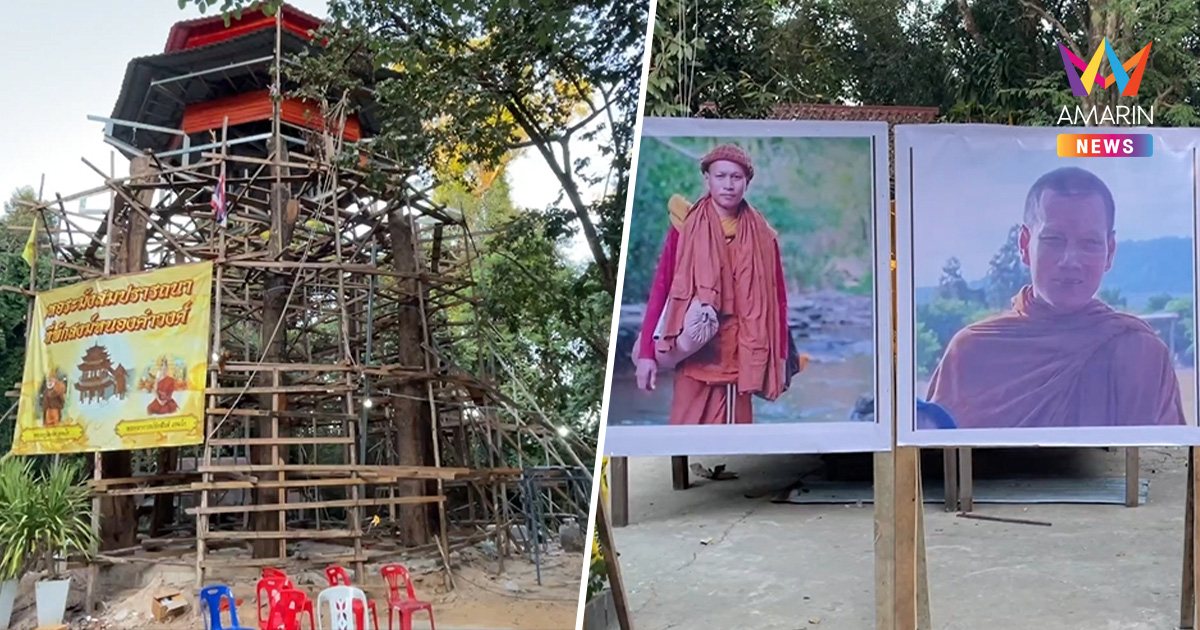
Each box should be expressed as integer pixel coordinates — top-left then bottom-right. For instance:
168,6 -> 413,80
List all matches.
924,166 -> 1186,429
633,143 -> 792,425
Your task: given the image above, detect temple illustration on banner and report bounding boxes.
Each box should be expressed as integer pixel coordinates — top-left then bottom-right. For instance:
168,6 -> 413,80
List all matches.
74,344 -> 128,404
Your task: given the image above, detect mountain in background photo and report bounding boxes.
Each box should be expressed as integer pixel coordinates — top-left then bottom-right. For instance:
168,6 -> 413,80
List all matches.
915,236 -> 1195,309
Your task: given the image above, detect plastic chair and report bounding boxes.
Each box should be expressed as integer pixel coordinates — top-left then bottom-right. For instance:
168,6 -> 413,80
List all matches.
380,565 -> 435,630
257,576 -> 291,629
324,565 -> 379,630
199,584 -> 255,630
264,588 -> 316,630
257,575 -> 317,630
263,567 -> 289,580
316,585 -> 372,630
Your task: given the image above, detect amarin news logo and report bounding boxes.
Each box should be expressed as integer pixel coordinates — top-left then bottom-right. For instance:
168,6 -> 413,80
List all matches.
1056,38 -> 1154,125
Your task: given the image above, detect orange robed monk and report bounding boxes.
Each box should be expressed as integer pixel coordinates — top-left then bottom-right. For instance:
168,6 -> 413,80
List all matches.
634,143 -> 790,425
925,166 -> 1186,429
147,360 -> 179,416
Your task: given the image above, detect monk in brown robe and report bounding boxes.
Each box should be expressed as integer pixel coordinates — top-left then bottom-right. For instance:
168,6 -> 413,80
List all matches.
147,360 -> 179,416
42,375 -> 65,427
635,144 -> 789,424
925,166 -> 1186,428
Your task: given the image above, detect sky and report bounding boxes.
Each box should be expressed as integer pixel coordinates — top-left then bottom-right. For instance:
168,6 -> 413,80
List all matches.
910,129 -> 1195,287
0,0 -> 601,263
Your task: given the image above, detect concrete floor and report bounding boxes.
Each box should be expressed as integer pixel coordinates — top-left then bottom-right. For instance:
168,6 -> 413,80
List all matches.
612,448 -> 1192,630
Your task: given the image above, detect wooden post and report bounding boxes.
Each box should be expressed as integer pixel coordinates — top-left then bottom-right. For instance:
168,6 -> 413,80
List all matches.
671,456 -> 689,491
957,448 -> 973,513
611,457 -> 629,527
942,448 -> 958,511
874,452 -> 895,630
1125,448 -> 1140,507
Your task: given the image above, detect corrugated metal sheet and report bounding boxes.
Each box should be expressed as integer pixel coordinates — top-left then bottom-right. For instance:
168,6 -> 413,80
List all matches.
164,3 -> 323,53
181,89 -> 362,141
109,29 -> 387,156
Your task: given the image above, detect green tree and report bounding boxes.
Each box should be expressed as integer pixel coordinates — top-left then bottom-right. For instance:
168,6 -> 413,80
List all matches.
1146,293 -> 1174,312
1165,297 -> 1195,364
915,298 -> 990,370
1098,287 -> 1126,309
985,224 -> 1030,308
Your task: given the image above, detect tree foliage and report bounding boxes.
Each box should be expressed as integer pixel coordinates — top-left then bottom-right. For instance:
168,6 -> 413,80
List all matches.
645,0 -> 1200,124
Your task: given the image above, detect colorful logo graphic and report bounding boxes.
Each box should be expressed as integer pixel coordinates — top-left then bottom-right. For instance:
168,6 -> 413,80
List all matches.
1057,38 -> 1152,97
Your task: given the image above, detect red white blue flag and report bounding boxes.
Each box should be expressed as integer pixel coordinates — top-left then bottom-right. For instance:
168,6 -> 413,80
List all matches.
212,162 -> 227,228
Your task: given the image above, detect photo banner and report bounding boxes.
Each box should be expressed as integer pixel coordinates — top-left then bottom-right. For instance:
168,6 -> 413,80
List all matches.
895,124 -> 1200,447
603,117 -> 893,456
14,262 -> 214,455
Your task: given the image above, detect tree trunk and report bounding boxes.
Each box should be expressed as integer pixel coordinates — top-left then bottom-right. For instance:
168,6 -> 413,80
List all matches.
388,208 -> 434,546
99,156 -> 154,551
251,184 -> 293,558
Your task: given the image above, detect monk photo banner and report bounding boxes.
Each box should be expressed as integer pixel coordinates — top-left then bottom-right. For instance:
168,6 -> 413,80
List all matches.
895,124 -> 1200,447
603,117 -> 894,457
13,262 -> 215,455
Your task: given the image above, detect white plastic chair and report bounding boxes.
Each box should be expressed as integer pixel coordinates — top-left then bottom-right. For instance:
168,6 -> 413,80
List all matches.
317,585 -> 372,630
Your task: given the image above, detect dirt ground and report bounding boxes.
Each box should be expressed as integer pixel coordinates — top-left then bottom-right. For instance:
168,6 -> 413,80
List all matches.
6,541 -> 582,630
614,447 -> 1194,630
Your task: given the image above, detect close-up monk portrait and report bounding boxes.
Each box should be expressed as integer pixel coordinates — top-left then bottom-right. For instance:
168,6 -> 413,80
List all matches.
907,130 -> 1199,435
604,118 -> 892,456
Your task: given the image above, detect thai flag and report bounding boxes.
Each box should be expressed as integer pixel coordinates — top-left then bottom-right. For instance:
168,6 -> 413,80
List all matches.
211,163 -> 227,228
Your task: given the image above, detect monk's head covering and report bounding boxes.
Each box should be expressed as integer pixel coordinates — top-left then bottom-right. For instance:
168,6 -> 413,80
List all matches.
700,144 -> 754,181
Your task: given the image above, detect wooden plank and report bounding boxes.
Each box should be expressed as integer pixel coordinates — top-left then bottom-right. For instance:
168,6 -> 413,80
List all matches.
874,451 -> 894,630
894,446 -> 920,630
204,529 -> 357,540
201,554 -> 370,569
208,436 -> 354,446
595,491 -> 633,630
205,385 -> 352,395
185,494 -> 443,516
916,464 -> 931,630
1192,447 -> 1200,630
101,484 -> 197,497
192,478 -> 374,491
1181,446 -> 1194,630
196,464 -> 477,479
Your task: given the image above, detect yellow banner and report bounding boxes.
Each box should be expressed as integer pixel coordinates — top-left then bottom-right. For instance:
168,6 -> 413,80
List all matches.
14,262 -> 214,455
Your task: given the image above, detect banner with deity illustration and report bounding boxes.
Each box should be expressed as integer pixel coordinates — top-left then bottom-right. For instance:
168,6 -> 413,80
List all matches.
14,262 -> 214,455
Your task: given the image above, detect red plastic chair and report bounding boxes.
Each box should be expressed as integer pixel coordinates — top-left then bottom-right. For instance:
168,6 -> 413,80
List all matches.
264,588 -> 315,630
325,565 -> 379,630
263,567 -> 288,580
380,564 -> 435,630
256,576 -> 316,630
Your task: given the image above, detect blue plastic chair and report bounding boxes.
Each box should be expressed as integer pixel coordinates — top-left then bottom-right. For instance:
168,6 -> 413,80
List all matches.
199,584 -> 255,630
916,399 -> 958,429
